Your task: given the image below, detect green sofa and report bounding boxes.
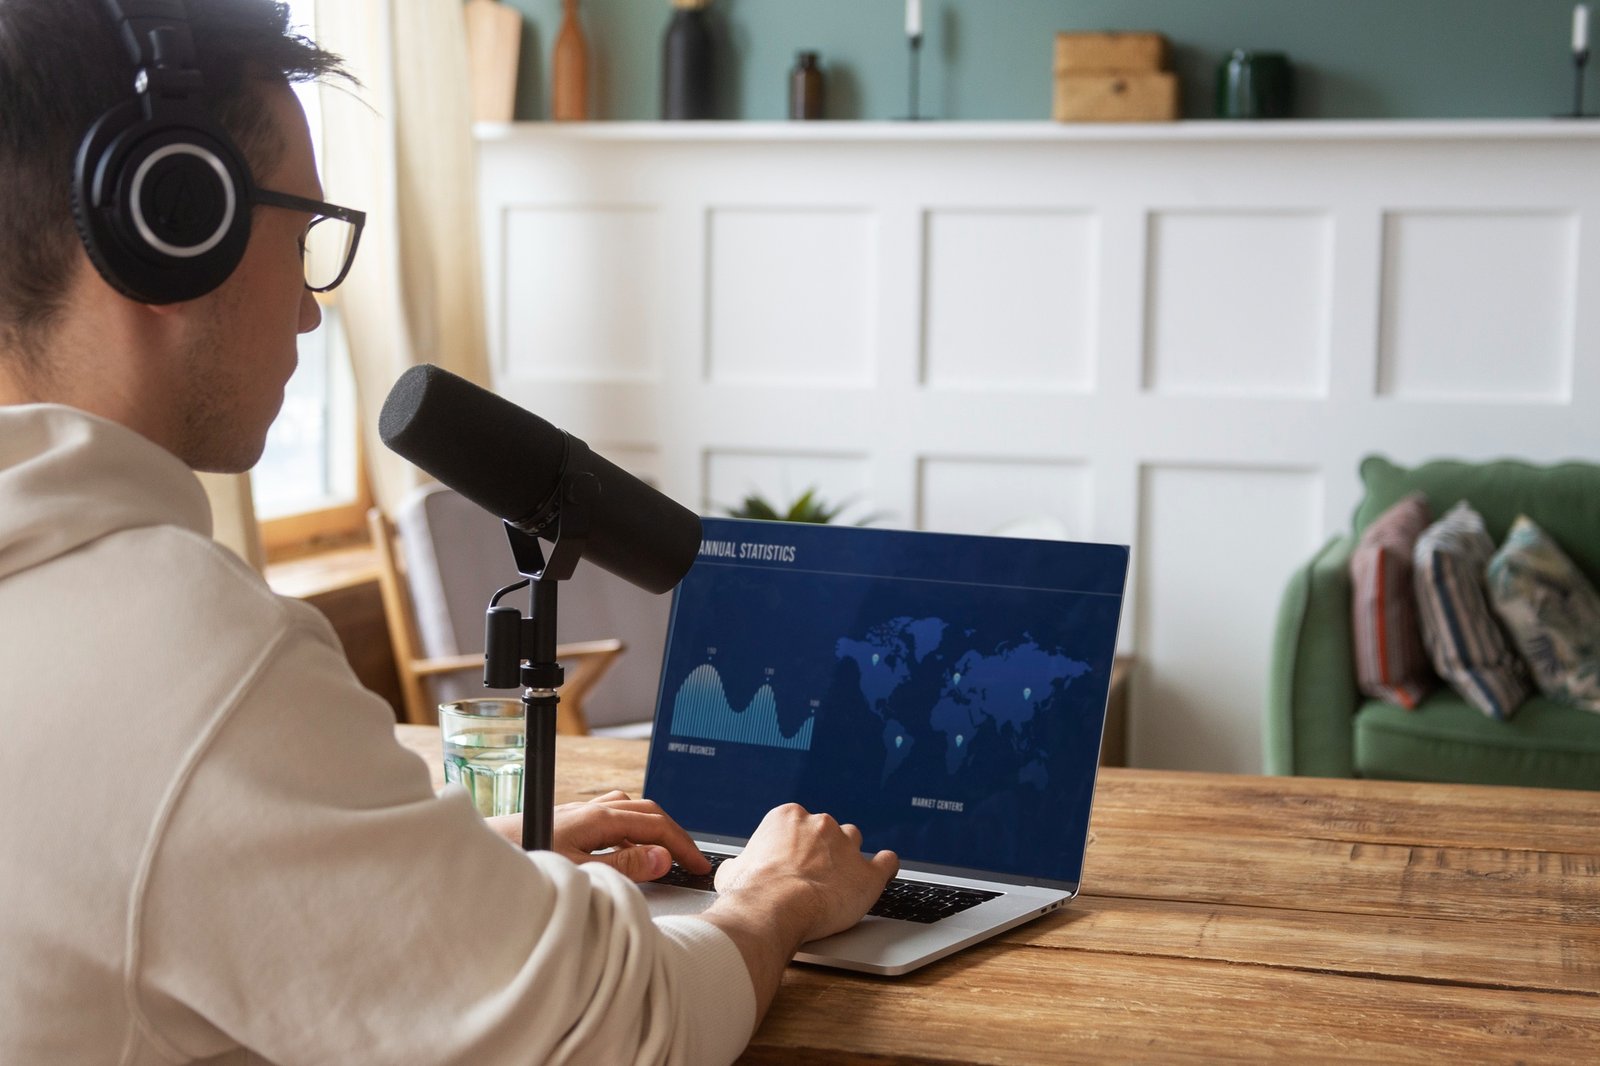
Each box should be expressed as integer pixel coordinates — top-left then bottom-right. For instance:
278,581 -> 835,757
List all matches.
1267,456 -> 1600,790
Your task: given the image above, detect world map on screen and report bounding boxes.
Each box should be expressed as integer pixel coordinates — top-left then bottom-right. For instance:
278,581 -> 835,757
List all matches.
836,615 -> 1092,786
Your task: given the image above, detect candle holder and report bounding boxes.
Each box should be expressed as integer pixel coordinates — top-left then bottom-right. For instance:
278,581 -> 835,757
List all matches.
1570,48 -> 1591,117
900,33 -> 924,121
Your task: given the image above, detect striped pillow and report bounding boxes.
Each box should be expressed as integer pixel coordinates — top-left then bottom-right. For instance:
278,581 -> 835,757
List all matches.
1350,493 -> 1436,708
1487,516 -> 1600,713
1413,501 -> 1531,719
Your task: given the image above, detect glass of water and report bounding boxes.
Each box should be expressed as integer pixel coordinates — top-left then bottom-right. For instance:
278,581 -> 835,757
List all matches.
439,698 -> 525,817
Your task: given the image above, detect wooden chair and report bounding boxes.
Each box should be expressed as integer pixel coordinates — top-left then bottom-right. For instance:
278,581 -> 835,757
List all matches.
368,508 -> 624,732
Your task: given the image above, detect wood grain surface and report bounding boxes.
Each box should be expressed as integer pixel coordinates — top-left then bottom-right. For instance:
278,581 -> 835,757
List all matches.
394,727 -> 1600,1063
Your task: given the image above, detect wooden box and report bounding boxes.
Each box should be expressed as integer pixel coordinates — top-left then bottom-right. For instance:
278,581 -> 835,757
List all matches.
1053,72 -> 1179,123
1054,31 -> 1168,75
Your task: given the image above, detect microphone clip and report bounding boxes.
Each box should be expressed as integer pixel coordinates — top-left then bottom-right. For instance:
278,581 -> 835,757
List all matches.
506,468 -> 599,584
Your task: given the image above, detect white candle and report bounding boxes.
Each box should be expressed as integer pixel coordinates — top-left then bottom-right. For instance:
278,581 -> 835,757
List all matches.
1575,4 -> 1590,53
906,0 -> 922,39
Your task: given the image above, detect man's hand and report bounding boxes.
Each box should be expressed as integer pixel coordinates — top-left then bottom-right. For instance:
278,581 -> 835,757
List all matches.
493,797 -> 898,1025
699,803 -> 898,1022
714,803 -> 899,944
486,790 -> 710,883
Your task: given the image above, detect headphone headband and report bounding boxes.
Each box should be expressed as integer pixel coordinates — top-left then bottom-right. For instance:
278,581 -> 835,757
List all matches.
101,0 -> 204,110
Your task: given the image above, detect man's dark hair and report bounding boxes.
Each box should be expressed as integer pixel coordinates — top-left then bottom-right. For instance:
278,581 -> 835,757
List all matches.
0,0 -> 349,366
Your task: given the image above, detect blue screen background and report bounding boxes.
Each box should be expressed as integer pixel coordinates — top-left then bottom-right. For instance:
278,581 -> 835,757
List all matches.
642,518 -> 1128,887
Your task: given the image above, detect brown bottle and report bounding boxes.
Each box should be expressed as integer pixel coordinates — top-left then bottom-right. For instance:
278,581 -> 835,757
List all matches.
551,0 -> 589,121
789,51 -> 823,120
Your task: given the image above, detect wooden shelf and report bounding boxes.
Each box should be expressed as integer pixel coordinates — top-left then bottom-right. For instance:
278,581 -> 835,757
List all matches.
477,118 -> 1600,145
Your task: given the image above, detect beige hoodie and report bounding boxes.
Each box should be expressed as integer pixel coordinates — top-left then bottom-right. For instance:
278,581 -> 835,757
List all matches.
0,405 -> 755,1065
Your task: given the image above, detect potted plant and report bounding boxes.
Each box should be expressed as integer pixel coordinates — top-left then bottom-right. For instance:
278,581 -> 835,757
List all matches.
723,486 -> 886,525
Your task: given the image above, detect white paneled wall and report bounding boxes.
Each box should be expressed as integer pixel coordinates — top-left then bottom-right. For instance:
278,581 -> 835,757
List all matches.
1377,211 -> 1579,402
477,121 -> 1600,774
923,209 -> 1098,391
707,209 -> 879,386
1133,465 -> 1325,772
1145,211 -> 1333,397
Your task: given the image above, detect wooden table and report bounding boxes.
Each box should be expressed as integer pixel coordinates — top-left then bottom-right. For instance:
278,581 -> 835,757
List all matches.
396,726 -> 1600,1063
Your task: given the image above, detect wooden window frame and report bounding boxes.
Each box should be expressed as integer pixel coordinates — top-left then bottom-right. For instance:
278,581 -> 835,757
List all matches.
261,431 -> 374,563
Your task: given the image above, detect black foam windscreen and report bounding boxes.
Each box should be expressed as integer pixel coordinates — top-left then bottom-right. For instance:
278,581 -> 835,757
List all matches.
379,364 -> 702,595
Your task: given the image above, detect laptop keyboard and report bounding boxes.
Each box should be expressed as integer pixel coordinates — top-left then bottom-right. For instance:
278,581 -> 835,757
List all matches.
652,852 -> 1002,925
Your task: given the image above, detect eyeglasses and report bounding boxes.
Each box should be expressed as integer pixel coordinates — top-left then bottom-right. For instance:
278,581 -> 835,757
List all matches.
251,187 -> 366,293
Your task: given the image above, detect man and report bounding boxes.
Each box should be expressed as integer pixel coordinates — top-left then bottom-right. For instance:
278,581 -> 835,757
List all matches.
0,2 -> 897,1062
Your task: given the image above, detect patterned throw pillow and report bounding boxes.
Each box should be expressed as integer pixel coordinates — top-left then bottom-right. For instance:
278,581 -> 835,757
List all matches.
1487,516 -> 1600,713
1350,493 -> 1436,708
1413,501 -> 1532,719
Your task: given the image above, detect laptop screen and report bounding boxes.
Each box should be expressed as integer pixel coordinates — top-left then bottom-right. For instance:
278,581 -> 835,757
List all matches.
642,518 -> 1128,890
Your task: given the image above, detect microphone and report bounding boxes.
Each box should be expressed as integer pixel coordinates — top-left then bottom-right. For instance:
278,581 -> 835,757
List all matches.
378,364 -> 701,594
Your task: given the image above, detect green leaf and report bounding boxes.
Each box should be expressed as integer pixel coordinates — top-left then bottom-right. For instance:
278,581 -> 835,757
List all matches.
727,492 -> 782,521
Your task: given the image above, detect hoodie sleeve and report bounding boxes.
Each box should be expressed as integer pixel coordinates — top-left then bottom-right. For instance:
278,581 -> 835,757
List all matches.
127,605 -> 757,1065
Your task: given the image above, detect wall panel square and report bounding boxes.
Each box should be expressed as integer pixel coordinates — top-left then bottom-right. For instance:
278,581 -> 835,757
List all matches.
1132,464 -> 1323,774
504,207 -> 659,380
923,210 -> 1097,390
707,209 -> 878,385
1378,211 -> 1576,402
1145,211 -> 1332,397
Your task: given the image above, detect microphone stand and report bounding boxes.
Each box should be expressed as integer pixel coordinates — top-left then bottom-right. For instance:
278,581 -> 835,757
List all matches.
481,461 -> 598,853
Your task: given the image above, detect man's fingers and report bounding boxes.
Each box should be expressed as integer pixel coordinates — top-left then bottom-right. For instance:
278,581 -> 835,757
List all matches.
587,797 -> 672,815
591,843 -> 671,883
565,806 -> 708,873
578,794 -> 684,822
870,848 -> 900,880
840,822 -> 863,846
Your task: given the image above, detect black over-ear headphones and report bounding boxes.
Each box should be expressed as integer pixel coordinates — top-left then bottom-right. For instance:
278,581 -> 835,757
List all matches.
73,0 -> 254,304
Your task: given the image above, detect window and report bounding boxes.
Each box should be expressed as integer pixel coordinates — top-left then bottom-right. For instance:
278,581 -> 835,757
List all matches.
254,0 -> 369,557
253,301 -> 360,520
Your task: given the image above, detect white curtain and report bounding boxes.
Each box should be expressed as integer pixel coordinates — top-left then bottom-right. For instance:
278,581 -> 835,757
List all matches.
315,0 -> 494,515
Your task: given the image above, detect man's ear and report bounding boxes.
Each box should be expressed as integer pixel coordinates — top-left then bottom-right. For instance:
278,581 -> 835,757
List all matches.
69,248 -> 191,317
69,257 -> 192,355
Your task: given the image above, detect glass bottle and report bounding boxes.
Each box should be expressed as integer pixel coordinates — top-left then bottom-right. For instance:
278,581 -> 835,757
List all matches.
789,51 -> 823,120
551,0 -> 589,121
662,0 -> 714,120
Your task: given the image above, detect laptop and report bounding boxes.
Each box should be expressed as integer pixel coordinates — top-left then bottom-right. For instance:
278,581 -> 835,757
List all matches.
639,517 -> 1129,975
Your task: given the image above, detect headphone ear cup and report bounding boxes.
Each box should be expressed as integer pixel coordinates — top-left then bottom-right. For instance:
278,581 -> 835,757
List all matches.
72,100 -> 253,304
72,101 -> 147,302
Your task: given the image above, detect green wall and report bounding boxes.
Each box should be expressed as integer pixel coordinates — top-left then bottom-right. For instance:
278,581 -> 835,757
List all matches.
500,1 -> 1594,122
